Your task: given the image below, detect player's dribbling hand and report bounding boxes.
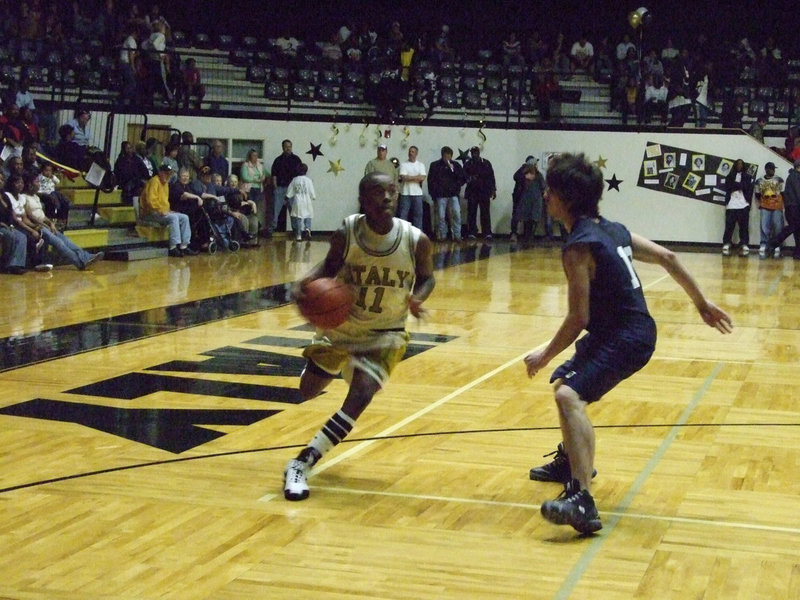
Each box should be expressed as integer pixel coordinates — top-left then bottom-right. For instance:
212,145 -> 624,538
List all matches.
699,301 -> 734,334
524,348 -> 549,378
408,295 -> 427,319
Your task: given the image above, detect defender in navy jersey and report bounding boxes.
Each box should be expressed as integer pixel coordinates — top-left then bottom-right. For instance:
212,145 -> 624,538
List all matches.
525,153 -> 732,534
283,172 -> 435,501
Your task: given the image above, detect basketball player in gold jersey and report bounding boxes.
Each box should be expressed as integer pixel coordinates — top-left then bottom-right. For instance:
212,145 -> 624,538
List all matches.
283,171 -> 435,500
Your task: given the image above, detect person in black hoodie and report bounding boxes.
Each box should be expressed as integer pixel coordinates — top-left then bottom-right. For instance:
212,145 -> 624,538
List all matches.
427,146 -> 466,241
722,158 -> 754,256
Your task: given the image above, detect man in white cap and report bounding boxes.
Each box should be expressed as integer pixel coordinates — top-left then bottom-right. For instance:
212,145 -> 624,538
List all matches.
364,143 -> 398,187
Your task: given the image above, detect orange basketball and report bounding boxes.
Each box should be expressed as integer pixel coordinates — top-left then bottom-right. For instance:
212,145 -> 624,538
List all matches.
296,278 -> 354,329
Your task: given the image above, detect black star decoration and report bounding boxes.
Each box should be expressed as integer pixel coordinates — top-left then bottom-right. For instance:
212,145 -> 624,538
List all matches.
606,174 -> 623,192
457,148 -> 470,163
306,142 -> 324,161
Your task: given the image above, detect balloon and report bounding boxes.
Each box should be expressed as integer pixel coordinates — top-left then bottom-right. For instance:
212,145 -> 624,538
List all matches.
628,10 -> 641,28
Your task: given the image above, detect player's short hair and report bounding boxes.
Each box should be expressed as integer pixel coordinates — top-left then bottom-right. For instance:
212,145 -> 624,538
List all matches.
545,152 -> 603,219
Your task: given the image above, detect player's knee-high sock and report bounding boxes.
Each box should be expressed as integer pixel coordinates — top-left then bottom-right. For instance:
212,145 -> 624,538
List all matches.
297,410 -> 356,467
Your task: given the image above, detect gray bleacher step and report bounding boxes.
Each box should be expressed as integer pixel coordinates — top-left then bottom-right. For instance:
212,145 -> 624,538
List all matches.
104,245 -> 169,261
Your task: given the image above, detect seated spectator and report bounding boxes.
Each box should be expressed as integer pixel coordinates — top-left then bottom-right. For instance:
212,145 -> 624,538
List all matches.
161,142 -> 179,182
139,164 -> 196,257
615,33 -> 636,64
551,32 -> 571,77
22,173 -> 102,269
642,49 -> 664,81
224,175 -> 258,246
318,33 -> 343,65
54,124 -> 85,170
20,107 -> 39,142
570,32 -> 594,74
114,141 -> 140,203
525,30 -> 548,67
3,173 -> 49,271
660,37 -> 679,69
1,105 -> 27,155
176,58 -> 205,110
145,3 -> 170,40
643,75 -> 669,122
21,141 -> 41,174
274,30 -> 301,61
66,109 -> 92,147
134,140 -> 156,184
14,76 -> 36,112
168,167 -> 204,221
501,31 -> 524,67
203,139 -> 228,178
622,76 -> 639,124
2,156 -> 25,182
0,172 -> 29,274
36,162 -> 70,227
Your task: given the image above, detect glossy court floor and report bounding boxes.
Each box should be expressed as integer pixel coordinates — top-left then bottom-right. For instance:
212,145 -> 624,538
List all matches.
0,237 -> 799,600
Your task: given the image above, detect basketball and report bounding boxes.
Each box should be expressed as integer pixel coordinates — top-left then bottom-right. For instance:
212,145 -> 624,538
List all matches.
296,278 -> 354,329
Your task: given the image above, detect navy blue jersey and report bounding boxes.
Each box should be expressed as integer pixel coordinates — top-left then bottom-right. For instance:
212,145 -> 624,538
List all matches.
563,217 -> 656,345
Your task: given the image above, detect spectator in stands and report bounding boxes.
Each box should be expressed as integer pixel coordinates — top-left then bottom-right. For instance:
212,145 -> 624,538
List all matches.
21,141 -> 41,174
570,32 -> 594,74
749,114 -> 767,143
642,49 -> 664,82
2,156 -> 25,182
643,75 -> 669,123
274,29 -> 301,62
398,145 -> 426,230
693,62 -> 713,128
14,76 -> 36,112
502,31 -> 524,67
318,32 -> 344,65
534,69 -> 560,122
146,137 -> 163,171
0,178 -> 28,274
22,173 -> 103,269
759,36 -> 784,86
464,146 -> 496,240
20,108 -> 39,142
134,140 -> 155,181
435,25 -> 456,63
269,139 -> 302,238
119,24 -> 139,106
139,164 -> 196,257
428,145 -> 466,242
722,158 -> 753,256
175,58 -> 205,110
1,104 -> 26,155
551,32 -> 571,77
613,46 -> 640,113
622,76 -> 640,124
177,131 -> 203,179
364,143 -> 398,186
721,92 -> 745,129
225,174 -> 258,247
98,0 -> 122,47
54,124 -> 85,170
387,21 -> 404,53
593,35 -> 613,83
661,37 -> 679,70
66,109 -> 91,147
525,30 -> 548,68
143,20 -> 172,104
114,141 -> 140,203
161,142 -> 179,182
239,148 -> 268,217
204,140 -> 228,178
168,166 -> 203,226
145,3 -> 170,40
3,174 -> 51,272
36,162 -> 69,228
667,51 -> 692,126
615,33 -> 636,64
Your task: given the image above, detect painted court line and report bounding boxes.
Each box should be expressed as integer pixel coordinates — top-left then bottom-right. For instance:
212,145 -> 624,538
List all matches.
312,485 -> 800,536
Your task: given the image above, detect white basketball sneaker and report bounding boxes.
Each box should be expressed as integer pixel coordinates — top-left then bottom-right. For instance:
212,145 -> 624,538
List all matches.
283,459 -> 310,501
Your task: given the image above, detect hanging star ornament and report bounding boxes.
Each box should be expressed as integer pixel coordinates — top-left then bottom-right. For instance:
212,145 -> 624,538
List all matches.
606,174 -> 623,192
306,142 -> 323,161
457,148 -> 470,163
327,159 -> 345,176
594,155 -> 607,169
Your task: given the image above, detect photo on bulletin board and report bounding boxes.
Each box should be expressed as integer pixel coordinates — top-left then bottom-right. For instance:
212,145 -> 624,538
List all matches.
747,163 -> 758,178
664,172 -> 679,190
691,154 -> 706,171
643,159 -> 658,177
663,152 -> 676,169
683,171 -> 702,192
717,159 -> 733,177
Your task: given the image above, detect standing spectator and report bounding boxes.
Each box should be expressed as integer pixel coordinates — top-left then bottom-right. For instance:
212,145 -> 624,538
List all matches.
177,130 -> 203,179
364,143 -> 398,187
569,32 -> 594,74
119,24 -> 139,106
176,58 -> 205,110
398,145 -> 426,230
139,164 -> 196,257
693,62 -> 713,128
204,140 -> 229,178
269,139 -> 302,237
142,21 -> 171,103
114,141 -> 140,203
239,148 -> 268,220
14,76 -> 36,112
748,114 -> 767,144
286,163 -> 316,241
66,109 -> 91,147
464,146 -> 496,240
427,146 -> 466,242
510,155 -> 535,242
767,160 -> 800,260
722,158 -> 753,256
516,160 -> 544,243
754,162 -> 784,258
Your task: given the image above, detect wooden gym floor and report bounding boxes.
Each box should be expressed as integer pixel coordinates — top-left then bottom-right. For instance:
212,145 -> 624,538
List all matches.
0,237 -> 799,599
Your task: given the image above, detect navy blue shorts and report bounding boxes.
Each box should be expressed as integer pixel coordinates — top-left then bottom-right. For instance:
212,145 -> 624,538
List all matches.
550,332 -> 655,403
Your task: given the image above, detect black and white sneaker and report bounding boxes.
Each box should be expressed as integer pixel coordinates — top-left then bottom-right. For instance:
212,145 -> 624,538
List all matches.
283,459 -> 310,501
540,479 -> 602,534
529,442 -> 597,484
